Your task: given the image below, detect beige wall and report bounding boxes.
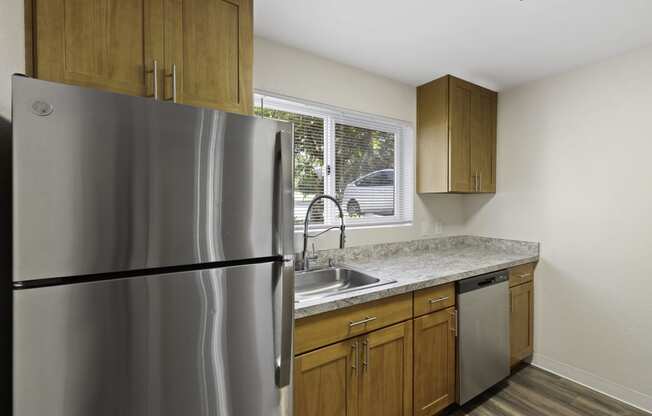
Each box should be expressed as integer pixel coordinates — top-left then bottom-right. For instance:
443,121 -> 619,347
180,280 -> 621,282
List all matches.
463,45 -> 652,411
0,0 -> 25,119
254,36 -> 466,250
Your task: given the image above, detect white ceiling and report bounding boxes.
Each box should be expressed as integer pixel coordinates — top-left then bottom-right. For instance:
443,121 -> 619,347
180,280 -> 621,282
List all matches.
254,0 -> 652,90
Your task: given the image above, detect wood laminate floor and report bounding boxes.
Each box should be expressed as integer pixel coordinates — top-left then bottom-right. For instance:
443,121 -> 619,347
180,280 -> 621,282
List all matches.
447,365 -> 649,416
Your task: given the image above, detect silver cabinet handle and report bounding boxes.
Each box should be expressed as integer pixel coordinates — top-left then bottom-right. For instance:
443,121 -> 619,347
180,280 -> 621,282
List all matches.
146,60 -> 159,100
165,64 -> 177,103
450,309 -> 458,337
479,172 -> 483,192
349,316 -> 377,327
429,296 -> 449,304
153,60 -> 159,100
171,64 -> 177,103
519,273 -> 531,278
362,338 -> 369,372
351,340 -> 359,376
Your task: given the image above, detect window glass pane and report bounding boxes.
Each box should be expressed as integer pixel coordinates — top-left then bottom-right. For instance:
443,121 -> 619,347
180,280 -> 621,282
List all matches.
254,107 -> 325,225
254,93 -> 413,230
335,123 -> 395,219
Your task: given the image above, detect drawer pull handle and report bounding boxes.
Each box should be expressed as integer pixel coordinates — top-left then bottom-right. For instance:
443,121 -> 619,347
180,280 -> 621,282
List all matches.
518,273 -> 531,278
429,296 -> 449,304
349,316 -> 377,327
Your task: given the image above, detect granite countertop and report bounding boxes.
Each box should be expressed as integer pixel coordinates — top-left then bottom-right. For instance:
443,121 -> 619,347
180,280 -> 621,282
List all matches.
294,235 -> 539,319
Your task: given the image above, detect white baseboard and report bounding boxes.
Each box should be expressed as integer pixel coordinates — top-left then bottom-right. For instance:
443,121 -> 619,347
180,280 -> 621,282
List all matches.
531,353 -> 652,414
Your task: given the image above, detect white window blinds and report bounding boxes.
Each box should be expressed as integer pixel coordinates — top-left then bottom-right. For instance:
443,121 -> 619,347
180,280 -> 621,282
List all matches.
254,93 -> 414,230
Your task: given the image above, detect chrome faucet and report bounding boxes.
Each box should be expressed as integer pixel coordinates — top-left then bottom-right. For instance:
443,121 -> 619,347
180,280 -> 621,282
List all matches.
301,194 -> 346,271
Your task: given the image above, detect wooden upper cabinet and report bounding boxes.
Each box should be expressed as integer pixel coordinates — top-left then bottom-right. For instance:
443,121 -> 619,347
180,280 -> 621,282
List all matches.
29,0 -> 252,114
294,339 -> 358,416
359,321 -> 413,416
163,0 -> 253,114
33,0 -> 162,97
470,86 -> 497,192
510,281 -> 534,366
417,75 -> 497,193
413,307 -> 456,416
448,77 -> 473,192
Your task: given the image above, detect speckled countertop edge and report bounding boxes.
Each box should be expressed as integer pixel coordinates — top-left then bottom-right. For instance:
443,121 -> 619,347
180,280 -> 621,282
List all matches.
294,235 -> 539,319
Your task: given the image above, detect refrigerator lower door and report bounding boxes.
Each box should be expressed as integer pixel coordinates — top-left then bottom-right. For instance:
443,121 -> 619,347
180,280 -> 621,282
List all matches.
13,263 -> 292,416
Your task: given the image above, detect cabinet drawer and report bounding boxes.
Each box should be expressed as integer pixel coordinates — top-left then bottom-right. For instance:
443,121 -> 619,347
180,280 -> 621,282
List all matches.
294,293 -> 413,355
509,263 -> 535,287
413,283 -> 455,317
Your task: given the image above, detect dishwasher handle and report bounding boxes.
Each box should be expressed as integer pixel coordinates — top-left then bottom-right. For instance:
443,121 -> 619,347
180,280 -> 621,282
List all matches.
478,277 -> 499,286
457,270 -> 508,294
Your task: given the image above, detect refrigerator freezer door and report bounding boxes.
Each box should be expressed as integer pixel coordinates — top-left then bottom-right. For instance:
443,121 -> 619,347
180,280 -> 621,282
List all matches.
12,76 -> 293,282
13,263 -> 291,416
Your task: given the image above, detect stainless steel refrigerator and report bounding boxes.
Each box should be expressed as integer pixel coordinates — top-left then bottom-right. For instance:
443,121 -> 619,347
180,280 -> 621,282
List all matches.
10,76 -> 295,416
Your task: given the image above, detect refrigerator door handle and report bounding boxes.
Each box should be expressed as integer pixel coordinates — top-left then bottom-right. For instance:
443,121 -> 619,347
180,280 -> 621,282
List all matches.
273,128 -> 295,388
274,129 -> 294,257
275,256 -> 294,387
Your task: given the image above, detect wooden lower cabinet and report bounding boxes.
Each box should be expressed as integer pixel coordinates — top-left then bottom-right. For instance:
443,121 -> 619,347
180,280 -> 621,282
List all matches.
359,321 -> 413,416
294,339 -> 358,416
413,307 -> 456,416
510,281 -> 534,366
294,321 -> 413,416
294,269 -> 537,414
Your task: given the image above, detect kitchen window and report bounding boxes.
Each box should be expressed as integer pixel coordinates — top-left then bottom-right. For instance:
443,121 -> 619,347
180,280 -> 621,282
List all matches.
254,93 -> 414,230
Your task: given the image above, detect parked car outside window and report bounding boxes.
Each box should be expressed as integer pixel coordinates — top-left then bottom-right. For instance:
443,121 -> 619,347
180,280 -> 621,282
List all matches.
343,169 -> 395,216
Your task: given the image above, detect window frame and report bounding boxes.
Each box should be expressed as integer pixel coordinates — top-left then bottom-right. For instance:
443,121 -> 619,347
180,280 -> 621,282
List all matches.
254,91 -> 414,231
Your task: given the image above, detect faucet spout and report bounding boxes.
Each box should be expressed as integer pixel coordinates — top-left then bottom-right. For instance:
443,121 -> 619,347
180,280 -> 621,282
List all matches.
301,194 -> 346,271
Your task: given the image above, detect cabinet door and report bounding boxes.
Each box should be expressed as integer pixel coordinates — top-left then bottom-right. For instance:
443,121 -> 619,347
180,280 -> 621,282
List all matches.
359,321 -> 413,416
34,0 -> 163,97
413,307 -> 456,416
294,339 -> 359,416
510,282 -> 534,366
163,0 -> 253,114
448,77 -> 473,192
470,87 -> 497,193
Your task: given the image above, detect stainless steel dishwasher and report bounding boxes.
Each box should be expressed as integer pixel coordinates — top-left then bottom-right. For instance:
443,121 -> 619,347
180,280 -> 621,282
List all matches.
457,270 -> 510,405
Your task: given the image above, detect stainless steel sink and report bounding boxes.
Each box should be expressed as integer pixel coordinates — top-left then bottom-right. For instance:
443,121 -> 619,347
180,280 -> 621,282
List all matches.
295,267 -> 396,303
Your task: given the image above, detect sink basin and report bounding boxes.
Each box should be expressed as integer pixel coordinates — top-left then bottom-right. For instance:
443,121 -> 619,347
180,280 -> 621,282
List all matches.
295,267 -> 396,303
